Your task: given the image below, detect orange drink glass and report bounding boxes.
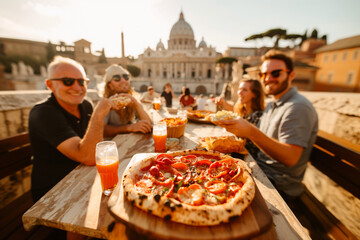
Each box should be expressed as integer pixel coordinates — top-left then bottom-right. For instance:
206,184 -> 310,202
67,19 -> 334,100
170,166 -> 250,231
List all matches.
95,141 -> 119,196
153,123 -> 167,152
153,98 -> 161,110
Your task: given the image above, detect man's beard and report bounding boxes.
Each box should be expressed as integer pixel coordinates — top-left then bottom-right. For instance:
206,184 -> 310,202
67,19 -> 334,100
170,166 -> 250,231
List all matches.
265,76 -> 289,96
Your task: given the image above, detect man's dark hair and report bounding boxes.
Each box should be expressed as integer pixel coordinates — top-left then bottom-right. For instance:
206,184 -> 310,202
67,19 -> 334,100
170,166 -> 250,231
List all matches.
261,49 -> 294,72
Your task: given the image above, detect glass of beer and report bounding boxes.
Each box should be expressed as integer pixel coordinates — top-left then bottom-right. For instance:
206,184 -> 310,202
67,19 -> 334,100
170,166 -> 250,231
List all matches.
153,123 -> 167,152
153,98 -> 161,110
95,141 -> 119,196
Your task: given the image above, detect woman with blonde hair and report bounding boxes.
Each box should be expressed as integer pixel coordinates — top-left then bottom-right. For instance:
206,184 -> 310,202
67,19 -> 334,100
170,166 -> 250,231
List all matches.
102,64 -> 152,138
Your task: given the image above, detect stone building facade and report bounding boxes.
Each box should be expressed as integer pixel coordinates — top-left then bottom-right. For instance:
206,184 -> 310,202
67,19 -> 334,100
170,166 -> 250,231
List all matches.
132,12 -> 224,95
314,35 -> 360,92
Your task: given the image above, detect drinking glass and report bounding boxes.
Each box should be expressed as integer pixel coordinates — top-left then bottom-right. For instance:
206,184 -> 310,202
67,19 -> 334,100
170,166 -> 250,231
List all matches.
153,123 -> 167,152
153,98 -> 161,110
177,110 -> 187,121
95,141 -> 119,196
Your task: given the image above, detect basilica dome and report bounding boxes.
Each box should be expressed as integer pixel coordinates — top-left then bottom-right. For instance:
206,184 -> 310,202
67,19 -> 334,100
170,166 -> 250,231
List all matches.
169,12 -> 194,40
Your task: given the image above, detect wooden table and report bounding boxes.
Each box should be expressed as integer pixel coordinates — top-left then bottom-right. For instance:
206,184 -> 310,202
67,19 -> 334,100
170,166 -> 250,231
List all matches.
23,106 -> 310,240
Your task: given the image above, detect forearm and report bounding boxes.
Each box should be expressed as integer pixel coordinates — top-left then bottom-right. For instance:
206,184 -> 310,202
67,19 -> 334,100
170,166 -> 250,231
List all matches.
77,113 -> 106,165
222,101 -> 234,111
248,127 -> 303,167
103,124 -> 133,138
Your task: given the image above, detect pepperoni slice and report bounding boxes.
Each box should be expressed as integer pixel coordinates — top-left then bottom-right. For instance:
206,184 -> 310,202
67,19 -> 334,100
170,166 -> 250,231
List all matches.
204,180 -> 227,194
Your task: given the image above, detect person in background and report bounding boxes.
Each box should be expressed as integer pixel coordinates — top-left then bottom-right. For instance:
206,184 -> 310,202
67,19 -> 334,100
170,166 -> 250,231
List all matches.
215,79 -> 265,156
196,94 -> 207,110
179,87 -> 197,110
205,94 -> 217,112
102,65 -> 152,137
217,50 -> 318,202
141,85 -> 160,104
161,83 -> 176,107
29,56 -> 112,240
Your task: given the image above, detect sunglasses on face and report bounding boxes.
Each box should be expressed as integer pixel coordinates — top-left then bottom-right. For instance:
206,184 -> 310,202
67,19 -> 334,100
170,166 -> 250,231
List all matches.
258,69 -> 290,80
50,77 -> 89,86
112,74 -> 130,81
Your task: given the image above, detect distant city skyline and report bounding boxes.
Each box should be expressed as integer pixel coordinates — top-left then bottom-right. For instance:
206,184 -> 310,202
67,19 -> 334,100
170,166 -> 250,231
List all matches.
1,0 -> 360,58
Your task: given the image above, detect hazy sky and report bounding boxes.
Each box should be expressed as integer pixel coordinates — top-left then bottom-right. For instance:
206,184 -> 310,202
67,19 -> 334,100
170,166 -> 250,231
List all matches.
1,0 -> 359,58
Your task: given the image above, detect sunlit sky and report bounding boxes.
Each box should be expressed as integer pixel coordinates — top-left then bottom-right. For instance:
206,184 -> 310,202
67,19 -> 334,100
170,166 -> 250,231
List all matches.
1,0 -> 360,58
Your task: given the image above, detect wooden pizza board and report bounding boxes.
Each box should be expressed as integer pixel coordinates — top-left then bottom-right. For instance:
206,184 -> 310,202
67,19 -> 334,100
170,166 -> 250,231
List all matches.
108,154 -> 273,240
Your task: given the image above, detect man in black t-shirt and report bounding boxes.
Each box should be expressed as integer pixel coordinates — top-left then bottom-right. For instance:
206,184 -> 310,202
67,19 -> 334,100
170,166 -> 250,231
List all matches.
29,56 -> 112,203
161,83 -> 176,107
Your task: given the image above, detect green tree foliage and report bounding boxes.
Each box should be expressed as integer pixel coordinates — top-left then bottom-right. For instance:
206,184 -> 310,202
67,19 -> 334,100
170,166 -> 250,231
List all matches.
126,64 -> 140,77
0,55 -> 46,74
98,48 -> 107,63
46,41 -> 55,62
310,29 -> 318,39
245,28 -> 324,48
216,57 -> 237,64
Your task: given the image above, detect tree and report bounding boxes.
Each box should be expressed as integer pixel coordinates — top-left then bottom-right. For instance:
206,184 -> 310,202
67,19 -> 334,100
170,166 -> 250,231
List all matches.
216,57 -> 237,64
46,41 -> 55,62
310,29 -> 318,39
284,34 -> 303,47
262,28 -> 287,48
98,48 -> 107,63
126,64 -> 140,77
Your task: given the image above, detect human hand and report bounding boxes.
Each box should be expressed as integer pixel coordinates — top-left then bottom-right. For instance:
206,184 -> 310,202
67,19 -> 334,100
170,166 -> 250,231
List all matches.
214,97 -> 224,106
94,98 -> 112,117
129,120 -> 152,133
215,118 -> 253,138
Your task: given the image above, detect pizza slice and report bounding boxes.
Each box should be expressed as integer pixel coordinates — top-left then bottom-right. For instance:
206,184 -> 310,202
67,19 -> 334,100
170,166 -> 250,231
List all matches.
109,94 -> 132,110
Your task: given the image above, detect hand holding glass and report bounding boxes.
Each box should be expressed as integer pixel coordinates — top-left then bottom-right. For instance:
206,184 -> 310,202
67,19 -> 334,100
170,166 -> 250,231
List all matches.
95,141 -> 119,196
153,123 -> 167,152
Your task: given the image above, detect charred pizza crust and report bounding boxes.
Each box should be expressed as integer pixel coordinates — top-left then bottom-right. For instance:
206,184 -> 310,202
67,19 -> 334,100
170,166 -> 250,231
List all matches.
122,149 -> 255,226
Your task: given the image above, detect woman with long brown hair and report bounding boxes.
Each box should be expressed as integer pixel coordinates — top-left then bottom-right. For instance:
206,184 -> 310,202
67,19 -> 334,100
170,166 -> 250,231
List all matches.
101,65 -> 152,138
215,79 -> 265,155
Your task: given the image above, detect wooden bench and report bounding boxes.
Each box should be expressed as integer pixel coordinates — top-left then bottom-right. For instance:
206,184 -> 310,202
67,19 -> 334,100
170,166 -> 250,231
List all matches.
294,130 -> 360,240
0,132 -> 57,240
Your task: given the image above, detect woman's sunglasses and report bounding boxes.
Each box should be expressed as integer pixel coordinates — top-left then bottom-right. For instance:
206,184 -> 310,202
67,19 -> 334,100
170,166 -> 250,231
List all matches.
258,69 -> 290,80
50,77 -> 89,86
112,74 -> 130,81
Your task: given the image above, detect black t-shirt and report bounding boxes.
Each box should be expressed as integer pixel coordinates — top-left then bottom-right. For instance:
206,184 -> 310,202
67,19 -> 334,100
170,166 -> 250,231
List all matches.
161,91 -> 172,107
29,93 -> 93,201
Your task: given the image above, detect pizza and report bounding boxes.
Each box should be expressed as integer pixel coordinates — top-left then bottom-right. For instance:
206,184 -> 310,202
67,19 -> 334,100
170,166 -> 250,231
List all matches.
122,150 -> 255,226
109,94 -> 132,109
199,136 -> 247,154
206,110 -> 239,122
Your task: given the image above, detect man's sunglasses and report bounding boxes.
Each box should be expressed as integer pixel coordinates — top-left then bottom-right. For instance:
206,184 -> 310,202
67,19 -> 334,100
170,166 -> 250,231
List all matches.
258,69 -> 290,80
50,77 -> 89,86
112,74 -> 130,81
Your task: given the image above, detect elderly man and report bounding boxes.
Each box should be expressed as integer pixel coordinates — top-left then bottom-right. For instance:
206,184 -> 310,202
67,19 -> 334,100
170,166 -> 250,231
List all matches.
29,56 -> 112,202
218,50 -> 318,200
102,64 -> 152,137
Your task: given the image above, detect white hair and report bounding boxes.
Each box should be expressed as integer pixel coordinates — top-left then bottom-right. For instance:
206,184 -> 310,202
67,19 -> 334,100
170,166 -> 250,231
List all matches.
47,56 -> 86,78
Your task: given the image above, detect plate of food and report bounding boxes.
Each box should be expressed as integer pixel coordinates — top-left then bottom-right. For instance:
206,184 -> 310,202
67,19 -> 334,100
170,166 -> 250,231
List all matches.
186,110 -> 214,124
108,150 -> 273,240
